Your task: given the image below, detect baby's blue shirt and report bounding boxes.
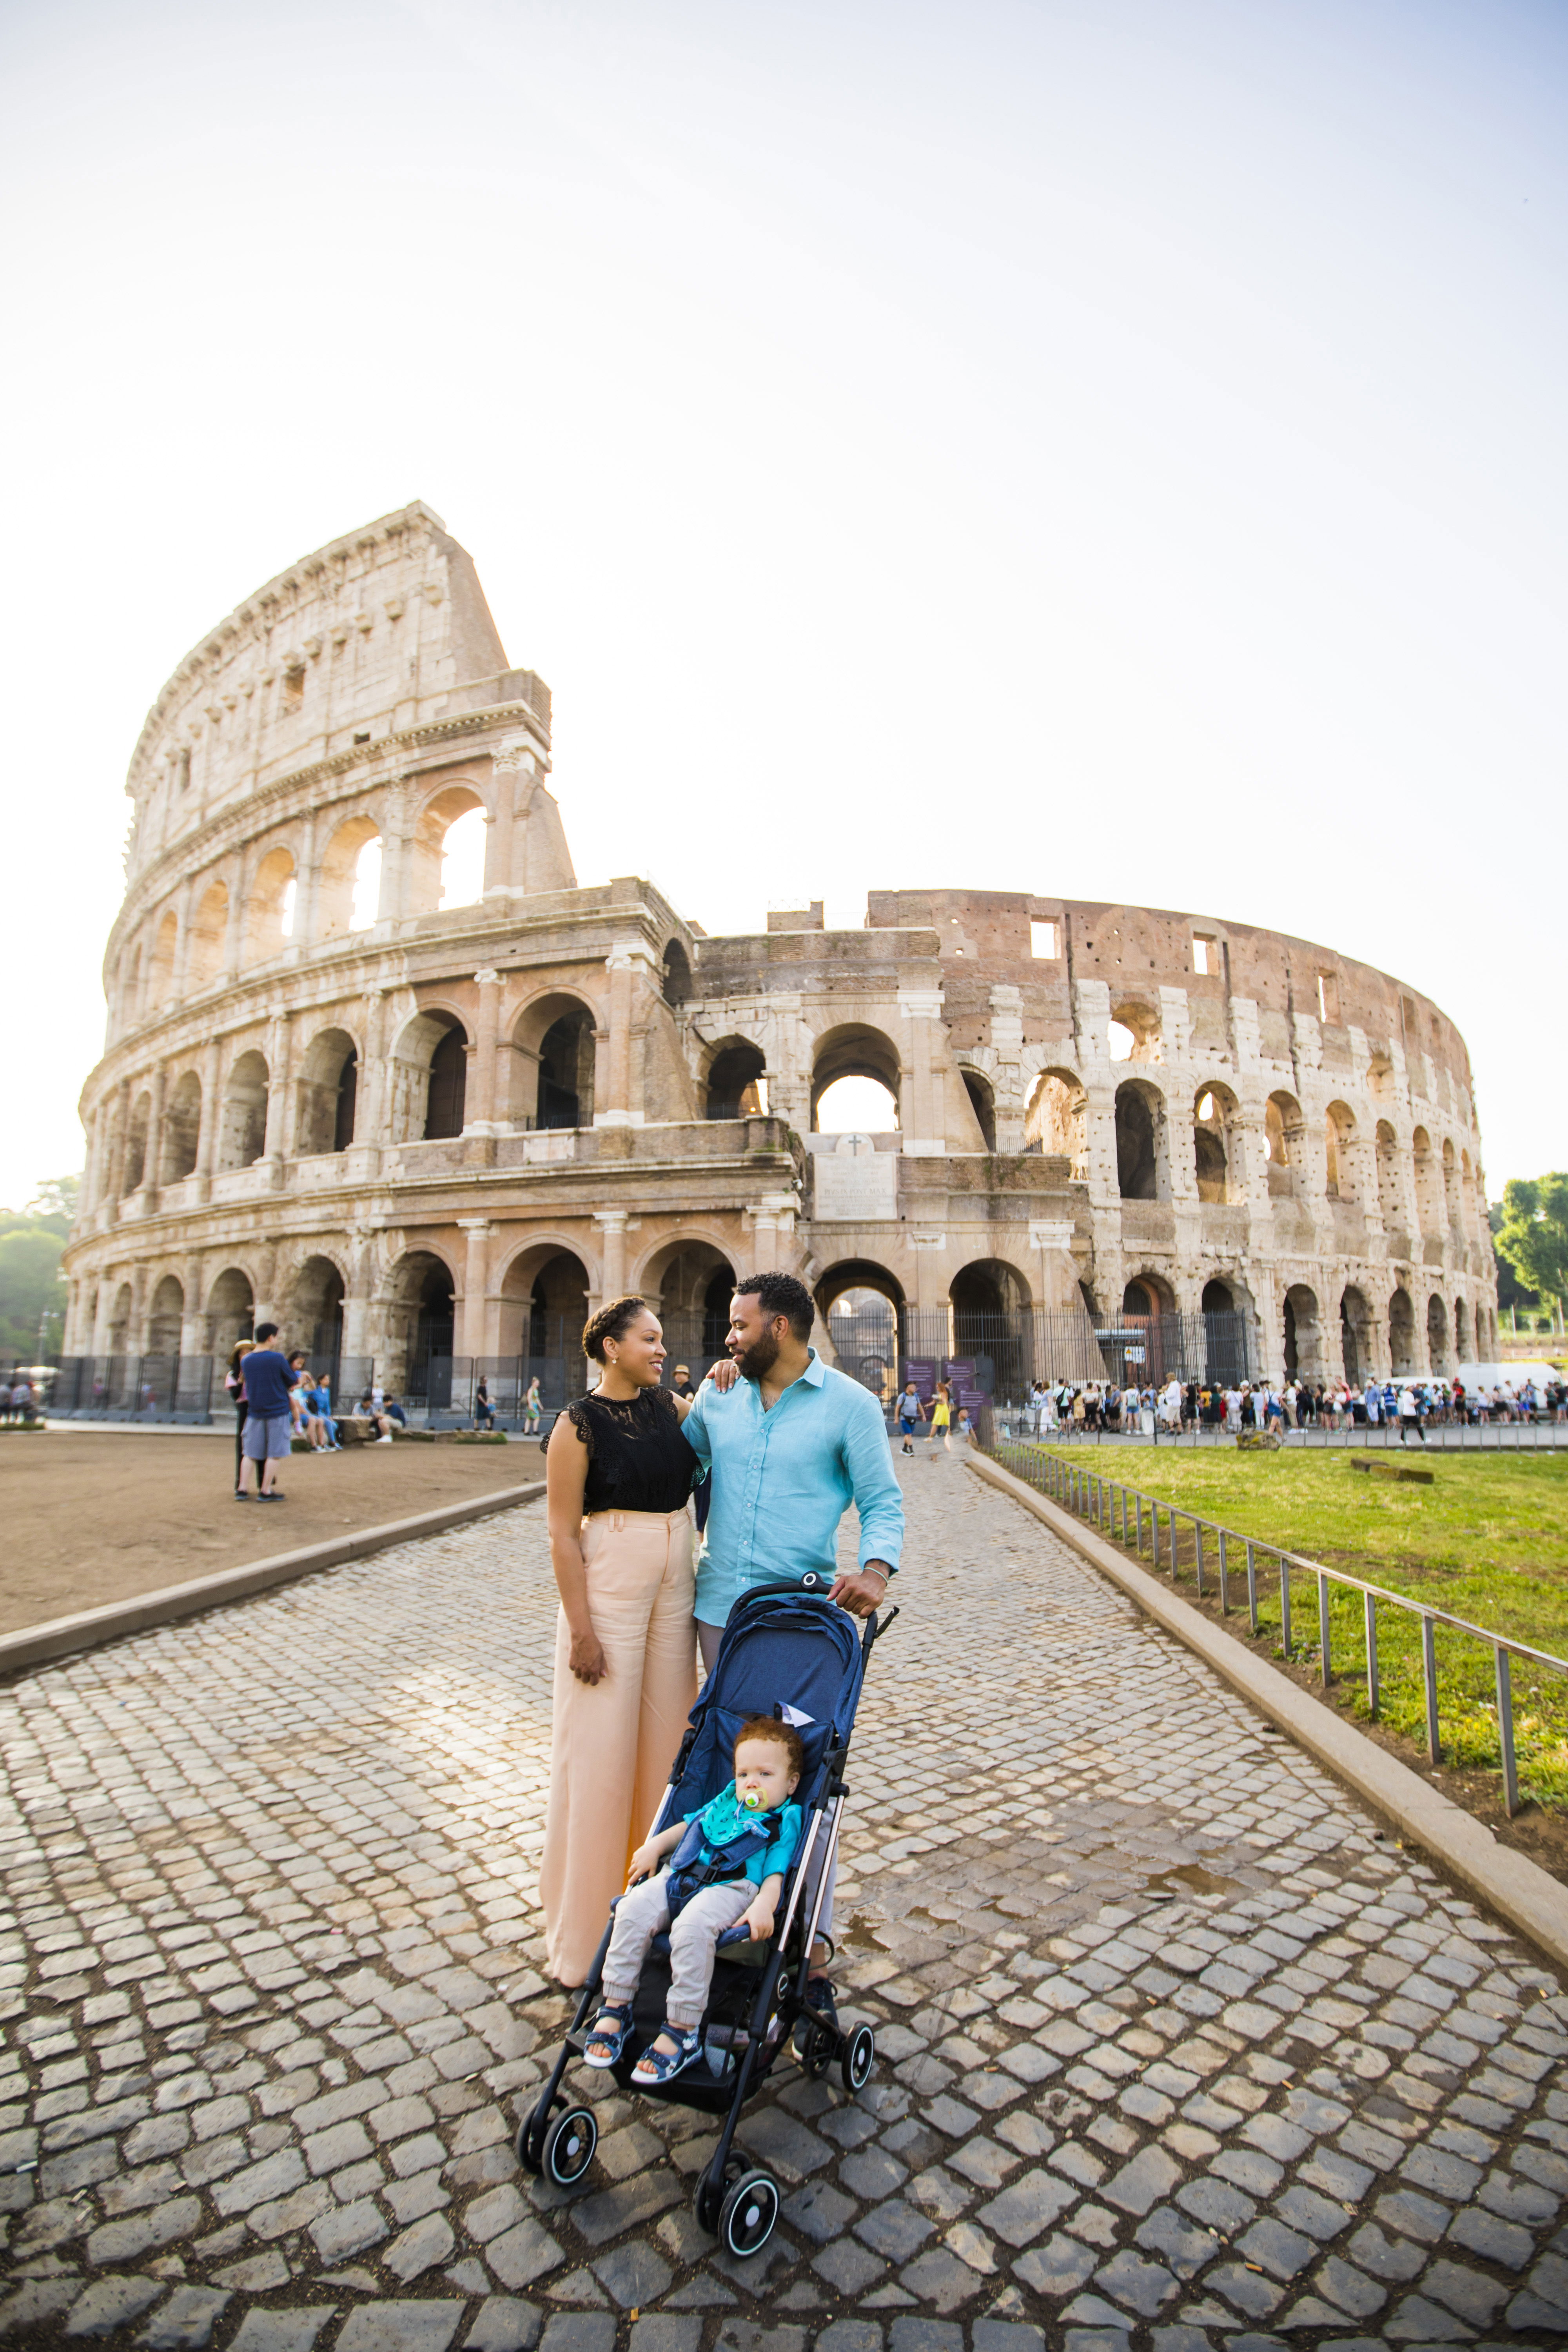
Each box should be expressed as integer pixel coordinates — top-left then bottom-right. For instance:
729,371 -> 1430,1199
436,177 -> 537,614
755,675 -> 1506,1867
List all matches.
682,1782 -> 802,1886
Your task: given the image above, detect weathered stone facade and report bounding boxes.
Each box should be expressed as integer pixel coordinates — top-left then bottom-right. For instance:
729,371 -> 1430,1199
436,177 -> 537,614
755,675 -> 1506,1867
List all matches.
63,503 -> 1497,1393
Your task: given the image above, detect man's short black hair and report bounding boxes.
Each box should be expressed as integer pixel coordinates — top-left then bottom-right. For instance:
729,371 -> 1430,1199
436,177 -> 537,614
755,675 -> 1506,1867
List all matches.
255,1321 -> 279,1344
735,1272 -> 815,1340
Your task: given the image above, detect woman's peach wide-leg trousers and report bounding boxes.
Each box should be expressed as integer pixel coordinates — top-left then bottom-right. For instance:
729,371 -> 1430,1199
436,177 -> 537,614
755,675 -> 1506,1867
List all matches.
539,1508 -> 698,1987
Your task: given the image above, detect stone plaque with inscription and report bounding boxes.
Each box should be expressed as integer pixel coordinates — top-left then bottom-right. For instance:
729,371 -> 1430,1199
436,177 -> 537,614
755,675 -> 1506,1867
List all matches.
813,1133 -> 898,1222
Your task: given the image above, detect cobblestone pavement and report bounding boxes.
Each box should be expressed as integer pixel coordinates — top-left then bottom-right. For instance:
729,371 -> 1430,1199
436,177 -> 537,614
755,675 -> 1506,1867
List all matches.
4,1457 -> 1568,2350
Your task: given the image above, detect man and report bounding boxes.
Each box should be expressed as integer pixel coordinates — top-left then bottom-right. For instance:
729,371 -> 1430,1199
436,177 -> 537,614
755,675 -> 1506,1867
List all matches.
683,1271 -> 904,2040
237,1321 -> 297,1500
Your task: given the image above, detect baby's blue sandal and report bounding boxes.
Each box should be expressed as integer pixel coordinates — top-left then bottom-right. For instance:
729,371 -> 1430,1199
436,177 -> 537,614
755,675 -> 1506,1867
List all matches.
581,2001 -> 633,2069
631,2023 -> 702,2086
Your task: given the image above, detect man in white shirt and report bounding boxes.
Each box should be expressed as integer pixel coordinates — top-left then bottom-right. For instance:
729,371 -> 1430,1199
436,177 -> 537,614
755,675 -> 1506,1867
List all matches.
1398,1385 -> 1425,1445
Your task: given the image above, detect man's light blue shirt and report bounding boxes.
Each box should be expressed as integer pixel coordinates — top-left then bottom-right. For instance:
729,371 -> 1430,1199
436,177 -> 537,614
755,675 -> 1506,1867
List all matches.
682,1348 -> 905,1627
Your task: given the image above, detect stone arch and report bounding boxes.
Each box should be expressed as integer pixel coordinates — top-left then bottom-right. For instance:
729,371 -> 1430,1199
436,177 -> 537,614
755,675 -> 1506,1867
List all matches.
317,812 -> 383,941
410,782 -> 488,915
205,1266 -> 255,1353
1341,1285 -> 1373,1387
497,1239 -> 593,1363
162,1070 -> 202,1182
1201,1278 -> 1234,1313
123,1089 -> 152,1193
1194,1081 -> 1241,1204
106,1280 -> 133,1356
147,1274 -> 184,1356
1108,999 -> 1160,1064
1427,1290 -> 1450,1374
187,877 -> 229,991
1265,1091 -> 1306,1200
510,990 -> 599,1130
703,1038 -> 766,1121
243,844 -> 296,965
218,1049 -> 270,1171
1114,1078 -> 1166,1201
811,1024 -> 902,1132
960,1068 -> 997,1152
1324,1101 -> 1357,1201
952,1258 -> 1032,1399
818,1261 -> 904,1398
1024,1068 -> 1085,1172
387,1007 -> 467,1143
147,909 -> 179,1009
1283,1282 -> 1323,1381
1122,1272 -> 1176,1318
296,1025 -> 361,1157
662,939 -> 693,1008
290,1252 -> 347,1361
1388,1285 -> 1417,1374
382,1247 -> 459,1394
639,1236 -> 737,1369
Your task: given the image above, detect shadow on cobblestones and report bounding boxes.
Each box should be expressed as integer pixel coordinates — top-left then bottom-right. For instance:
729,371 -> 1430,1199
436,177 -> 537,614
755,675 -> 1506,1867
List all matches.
3,1457 -> 1568,2349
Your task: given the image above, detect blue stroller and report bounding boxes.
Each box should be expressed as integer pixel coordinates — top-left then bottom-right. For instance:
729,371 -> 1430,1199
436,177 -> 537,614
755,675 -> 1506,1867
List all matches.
517,1575 -> 897,2259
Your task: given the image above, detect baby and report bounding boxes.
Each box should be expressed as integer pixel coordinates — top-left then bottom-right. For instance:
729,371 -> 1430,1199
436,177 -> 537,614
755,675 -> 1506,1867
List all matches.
583,1716 -> 805,2085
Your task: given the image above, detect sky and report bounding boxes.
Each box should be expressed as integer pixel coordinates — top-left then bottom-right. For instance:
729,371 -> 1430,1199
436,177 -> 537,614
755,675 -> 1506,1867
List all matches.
2,0 -> 1564,1209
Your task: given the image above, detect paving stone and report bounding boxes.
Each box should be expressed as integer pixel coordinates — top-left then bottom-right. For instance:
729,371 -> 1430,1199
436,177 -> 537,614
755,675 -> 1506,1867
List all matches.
486,2219 -> 566,2291
385,2211 -> 457,2281
887,2322 -> 963,2352
1013,2234 -> 1098,2296
971,2327 -> 1046,2351
978,2171 -> 1075,2247
856,2198 -> 936,2261
1345,2222 -> 1425,2281
813,2236 -> 887,2294
211,2249 -> 292,2290
1094,2249 -> 1179,2316
63,2277 -> 166,2336
1236,2217 -> 1317,2280
462,2303 -> 543,2352
1379,2294 -> 1474,2341
782,2178 -> 857,2244
136,2286 -> 233,2349
592,2239 -> 673,2308
0,2279 -> 84,2336
312,2197 -> 390,2262
1421,2258 -> 1509,2326
1135,2206 -> 1218,2280
1103,2145 -> 1181,2216
335,2310 -> 466,2352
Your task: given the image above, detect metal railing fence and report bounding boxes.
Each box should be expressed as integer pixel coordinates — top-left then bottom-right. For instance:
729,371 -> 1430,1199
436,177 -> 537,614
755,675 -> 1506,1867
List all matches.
989,1438 -> 1568,1817
997,1411 -> 1568,1453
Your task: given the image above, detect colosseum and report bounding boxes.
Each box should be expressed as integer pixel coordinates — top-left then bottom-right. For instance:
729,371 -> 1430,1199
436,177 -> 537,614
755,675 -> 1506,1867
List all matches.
60,501 -> 1498,1420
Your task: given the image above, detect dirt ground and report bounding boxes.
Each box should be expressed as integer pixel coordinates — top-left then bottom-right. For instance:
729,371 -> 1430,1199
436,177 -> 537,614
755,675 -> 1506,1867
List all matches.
0,1428 -> 544,1637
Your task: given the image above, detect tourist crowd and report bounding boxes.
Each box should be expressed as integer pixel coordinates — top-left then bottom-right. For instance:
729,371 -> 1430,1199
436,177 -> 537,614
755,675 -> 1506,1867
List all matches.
1023,1372 -> 1567,1436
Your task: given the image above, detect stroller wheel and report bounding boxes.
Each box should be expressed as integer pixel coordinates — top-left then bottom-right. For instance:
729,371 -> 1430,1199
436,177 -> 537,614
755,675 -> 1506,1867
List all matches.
694,2161 -> 727,2236
841,2022 -> 876,2094
719,2166 -> 780,2259
799,2019 -> 833,2080
542,2103 -> 598,2188
515,2094 -> 552,2174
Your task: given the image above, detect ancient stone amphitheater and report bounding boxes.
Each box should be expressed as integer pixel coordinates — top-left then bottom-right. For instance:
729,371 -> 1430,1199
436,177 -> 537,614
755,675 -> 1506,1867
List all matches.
60,501 -> 1497,1418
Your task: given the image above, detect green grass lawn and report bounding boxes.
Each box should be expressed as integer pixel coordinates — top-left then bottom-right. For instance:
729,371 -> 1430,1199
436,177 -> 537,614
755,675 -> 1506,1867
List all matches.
995,1441 -> 1568,1807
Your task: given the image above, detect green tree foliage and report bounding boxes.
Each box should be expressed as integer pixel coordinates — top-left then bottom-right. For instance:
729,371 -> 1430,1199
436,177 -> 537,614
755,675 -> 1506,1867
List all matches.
1494,1174 -> 1568,1310
1490,1201 -> 1535,1310
0,1172 -> 80,1357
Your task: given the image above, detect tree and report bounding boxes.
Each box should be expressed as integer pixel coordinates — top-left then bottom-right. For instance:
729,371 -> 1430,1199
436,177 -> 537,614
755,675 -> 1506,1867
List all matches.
0,1230 -> 67,1359
1490,1202 -> 1535,1312
1494,1175 -> 1568,1312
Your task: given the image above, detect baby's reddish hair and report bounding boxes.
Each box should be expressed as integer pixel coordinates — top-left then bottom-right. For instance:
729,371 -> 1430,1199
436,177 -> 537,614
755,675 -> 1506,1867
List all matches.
733,1715 -> 806,1780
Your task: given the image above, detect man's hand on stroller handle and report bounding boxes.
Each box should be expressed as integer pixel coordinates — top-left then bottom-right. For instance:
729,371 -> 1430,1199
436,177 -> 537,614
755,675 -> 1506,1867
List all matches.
829,1564 -> 891,1617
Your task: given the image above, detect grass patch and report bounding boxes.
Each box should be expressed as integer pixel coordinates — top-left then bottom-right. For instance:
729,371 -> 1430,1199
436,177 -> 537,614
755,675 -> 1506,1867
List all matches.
997,1441 -> 1568,1809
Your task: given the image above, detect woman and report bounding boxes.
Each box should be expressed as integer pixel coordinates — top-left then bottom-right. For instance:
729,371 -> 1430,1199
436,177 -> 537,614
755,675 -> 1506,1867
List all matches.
523,1375 -> 543,1436
538,1295 -> 704,1987
929,1379 -> 952,1452
225,1340 -> 254,1495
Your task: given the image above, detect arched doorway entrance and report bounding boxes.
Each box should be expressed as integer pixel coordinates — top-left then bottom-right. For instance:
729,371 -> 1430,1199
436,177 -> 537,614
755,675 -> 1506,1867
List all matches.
817,1262 -> 904,1407
951,1260 -> 1033,1407
644,1241 -> 737,1379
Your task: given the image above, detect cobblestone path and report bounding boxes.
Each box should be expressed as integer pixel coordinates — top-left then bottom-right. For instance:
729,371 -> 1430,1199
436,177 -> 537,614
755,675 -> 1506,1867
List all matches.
4,1455 -> 1568,2350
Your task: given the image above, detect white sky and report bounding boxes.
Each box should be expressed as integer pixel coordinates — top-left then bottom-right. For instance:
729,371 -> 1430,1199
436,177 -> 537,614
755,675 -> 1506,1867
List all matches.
2,0 -> 1563,1209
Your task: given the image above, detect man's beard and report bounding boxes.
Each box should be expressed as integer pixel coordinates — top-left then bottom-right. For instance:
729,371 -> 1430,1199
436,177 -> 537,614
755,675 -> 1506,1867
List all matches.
733,1330 -> 780,1383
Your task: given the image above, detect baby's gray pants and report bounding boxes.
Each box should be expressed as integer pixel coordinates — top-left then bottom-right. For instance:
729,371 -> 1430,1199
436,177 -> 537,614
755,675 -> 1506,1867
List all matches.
602,1875 -> 755,2029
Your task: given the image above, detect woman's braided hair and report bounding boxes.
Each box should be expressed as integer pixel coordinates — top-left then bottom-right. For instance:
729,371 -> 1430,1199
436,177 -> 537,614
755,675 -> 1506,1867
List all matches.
581,1294 -> 652,1365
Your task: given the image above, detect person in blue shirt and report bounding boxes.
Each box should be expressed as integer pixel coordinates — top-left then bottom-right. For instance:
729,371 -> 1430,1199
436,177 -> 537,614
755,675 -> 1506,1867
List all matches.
680,1270 -> 904,2043
237,1322 -> 298,1501
584,1716 -> 805,2085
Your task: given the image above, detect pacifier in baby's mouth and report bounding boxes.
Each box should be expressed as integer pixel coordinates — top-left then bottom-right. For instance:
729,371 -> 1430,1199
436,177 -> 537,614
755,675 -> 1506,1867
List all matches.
740,1787 -> 764,1811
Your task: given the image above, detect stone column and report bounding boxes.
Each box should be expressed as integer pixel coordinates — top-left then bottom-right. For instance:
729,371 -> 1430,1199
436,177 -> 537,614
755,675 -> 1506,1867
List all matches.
596,942 -> 656,1126
251,1241 -> 279,1334
341,1227 -> 377,1365
593,1209 -> 630,1302
488,736 -> 536,894
456,1219 -> 494,1358
376,778 -> 414,923
464,971 -> 505,1133
897,987 -> 946,1155
292,811 -> 321,950
171,881 -> 196,1001
221,853 -> 245,979
105,1078 -> 131,1207
989,985 -> 1025,1151
144,1062 -> 169,1196
179,1254 -> 209,1360
263,1012 -> 294,1178
1027,1220 -> 1082,1316
194,1038 -> 222,1196
744,1192 -> 801,1276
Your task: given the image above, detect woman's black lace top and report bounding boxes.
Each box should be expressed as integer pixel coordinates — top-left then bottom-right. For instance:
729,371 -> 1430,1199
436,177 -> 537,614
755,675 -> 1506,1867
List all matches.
550,1385 -> 699,1515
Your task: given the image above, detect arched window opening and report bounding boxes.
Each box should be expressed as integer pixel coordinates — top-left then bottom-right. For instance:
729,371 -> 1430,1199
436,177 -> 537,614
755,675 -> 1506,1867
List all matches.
820,1262 -> 905,1404
1325,1103 -> 1356,1200
1265,1093 -> 1305,1200
497,1245 -> 592,1388
951,1259 -> 1031,1403
962,1071 -> 997,1152
1388,1287 -> 1417,1375
1107,1020 -> 1136,1063
1284,1284 -> 1321,1381
295,1029 -> 360,1158
1194,1087 -> 1238,1205
1412,1128 -> 1441,1234
529,1251 -> 591,1360
438,806 -> 486,911
1123,1281 -> 1154,1318
123,1092 -> 151,1193
318,815 -> 384,940
219,1050 -> 270,1171
107,1281 -> 133,1356
1114,1083 -> 1161,1201
1109,1002 -> 1160,1065
705,1042 -> 767,1121
1202,1279 -> 1234,1314
662,940 -> 693,1008
1341,1287 -> 1371,1387
646,1242 -> 737,1372
1427,1292 -> 1450,1374
1025,1070 -> 1086,1172
292,1255 -> 346,1365
243,847 -> 297,965
385,1252 -> 456,1405
539,1011 -> 593,1129
162,1072 -> 202,1183
148,911 -> 178,1008
811,1025 -> 901,1132
425,1022 -> 469,1140
147,1275 -> 184,1357
188,879 -> 228,991
206,1267 -> 254,1354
